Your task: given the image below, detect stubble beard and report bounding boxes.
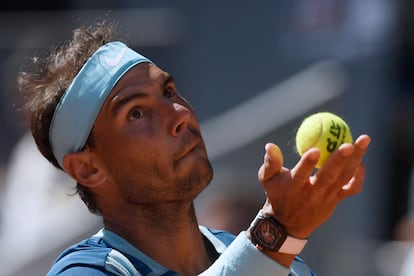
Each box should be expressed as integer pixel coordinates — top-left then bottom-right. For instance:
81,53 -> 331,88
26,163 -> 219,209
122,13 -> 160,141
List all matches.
118,153 -> 214,207
176,156 -> 214,198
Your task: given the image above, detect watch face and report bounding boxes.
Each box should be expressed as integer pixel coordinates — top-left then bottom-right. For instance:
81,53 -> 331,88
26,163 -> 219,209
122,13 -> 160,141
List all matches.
251,217 -> 286,251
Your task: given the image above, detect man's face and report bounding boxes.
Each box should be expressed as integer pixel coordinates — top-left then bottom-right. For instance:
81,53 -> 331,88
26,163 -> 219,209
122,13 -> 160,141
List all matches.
89,63 -> 213,205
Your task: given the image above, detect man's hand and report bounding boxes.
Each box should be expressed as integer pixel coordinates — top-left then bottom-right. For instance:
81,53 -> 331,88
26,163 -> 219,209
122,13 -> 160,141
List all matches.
258,134 -> 371,240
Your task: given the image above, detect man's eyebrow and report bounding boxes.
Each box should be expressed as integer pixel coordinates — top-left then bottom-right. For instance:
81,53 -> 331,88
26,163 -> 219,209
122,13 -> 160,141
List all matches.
109,92 -> 147,117
108,74 -> 175,116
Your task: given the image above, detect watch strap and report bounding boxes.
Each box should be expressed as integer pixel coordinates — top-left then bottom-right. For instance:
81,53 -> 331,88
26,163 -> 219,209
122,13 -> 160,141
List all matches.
279,234 -> 308,254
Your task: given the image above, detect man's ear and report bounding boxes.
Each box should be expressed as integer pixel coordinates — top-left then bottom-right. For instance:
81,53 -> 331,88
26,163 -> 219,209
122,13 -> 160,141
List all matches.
62,151 -> 106,188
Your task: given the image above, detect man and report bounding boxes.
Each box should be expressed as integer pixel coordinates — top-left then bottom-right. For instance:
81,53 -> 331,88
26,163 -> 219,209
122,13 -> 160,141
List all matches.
18,21 -> 370,275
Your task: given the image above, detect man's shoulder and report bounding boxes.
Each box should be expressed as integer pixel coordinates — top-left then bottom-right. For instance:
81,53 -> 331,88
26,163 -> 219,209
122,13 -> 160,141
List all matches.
47,235 -> 112,275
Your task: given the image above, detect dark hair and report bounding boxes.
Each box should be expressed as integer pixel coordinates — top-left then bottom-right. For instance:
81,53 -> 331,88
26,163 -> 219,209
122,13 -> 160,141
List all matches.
18,20 -> 122,214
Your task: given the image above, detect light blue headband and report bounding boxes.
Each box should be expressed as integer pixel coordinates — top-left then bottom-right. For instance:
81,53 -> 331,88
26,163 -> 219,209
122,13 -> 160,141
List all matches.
49,41 -> 152,167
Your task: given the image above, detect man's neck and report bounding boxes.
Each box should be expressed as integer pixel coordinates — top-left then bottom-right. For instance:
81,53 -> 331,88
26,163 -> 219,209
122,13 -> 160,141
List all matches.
103,201 -> 213,275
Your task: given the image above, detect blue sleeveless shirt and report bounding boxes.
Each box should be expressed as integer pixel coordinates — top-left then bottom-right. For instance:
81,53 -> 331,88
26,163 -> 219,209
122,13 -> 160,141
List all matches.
47,226 -> 315,276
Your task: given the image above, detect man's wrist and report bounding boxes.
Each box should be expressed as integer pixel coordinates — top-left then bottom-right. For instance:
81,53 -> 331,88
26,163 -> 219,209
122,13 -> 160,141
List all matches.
248,210 -> 308,255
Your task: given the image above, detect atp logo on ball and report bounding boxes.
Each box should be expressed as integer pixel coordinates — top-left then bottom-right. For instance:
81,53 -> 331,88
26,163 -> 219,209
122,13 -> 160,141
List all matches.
326,120 -> 349,153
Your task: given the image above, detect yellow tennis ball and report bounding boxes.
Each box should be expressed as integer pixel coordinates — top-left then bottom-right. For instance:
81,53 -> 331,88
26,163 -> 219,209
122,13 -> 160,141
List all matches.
295,112 -> 353,168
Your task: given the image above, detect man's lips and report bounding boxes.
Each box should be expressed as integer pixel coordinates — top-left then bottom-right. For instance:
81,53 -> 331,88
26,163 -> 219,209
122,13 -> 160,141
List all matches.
175,137 -> 202,161
174,125 -> 205,161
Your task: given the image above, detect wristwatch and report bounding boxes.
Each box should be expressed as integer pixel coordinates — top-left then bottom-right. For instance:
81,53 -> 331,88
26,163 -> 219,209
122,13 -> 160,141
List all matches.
249,210 -> 308,254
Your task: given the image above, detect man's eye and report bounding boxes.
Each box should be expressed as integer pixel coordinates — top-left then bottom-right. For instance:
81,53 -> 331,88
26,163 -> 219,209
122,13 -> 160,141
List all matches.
129,108 -> 143,120
164,89 -> 175,98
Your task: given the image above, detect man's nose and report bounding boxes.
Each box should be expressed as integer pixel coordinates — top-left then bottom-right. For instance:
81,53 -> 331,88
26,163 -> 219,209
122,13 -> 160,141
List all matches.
169,102 -> 191,136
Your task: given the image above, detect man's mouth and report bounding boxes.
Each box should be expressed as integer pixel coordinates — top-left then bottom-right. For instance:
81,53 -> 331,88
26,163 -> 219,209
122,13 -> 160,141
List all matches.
175,136 -> 201,161
174,124 -> 205,162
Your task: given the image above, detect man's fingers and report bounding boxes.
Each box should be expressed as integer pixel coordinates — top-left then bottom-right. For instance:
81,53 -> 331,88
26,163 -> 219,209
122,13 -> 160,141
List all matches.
337,163 -> 366,200
291,148 -> 320,185
258,143 -> 284,183
334,134 -> 371,185
313,143 -> 354,185
313,134 -> 370,188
